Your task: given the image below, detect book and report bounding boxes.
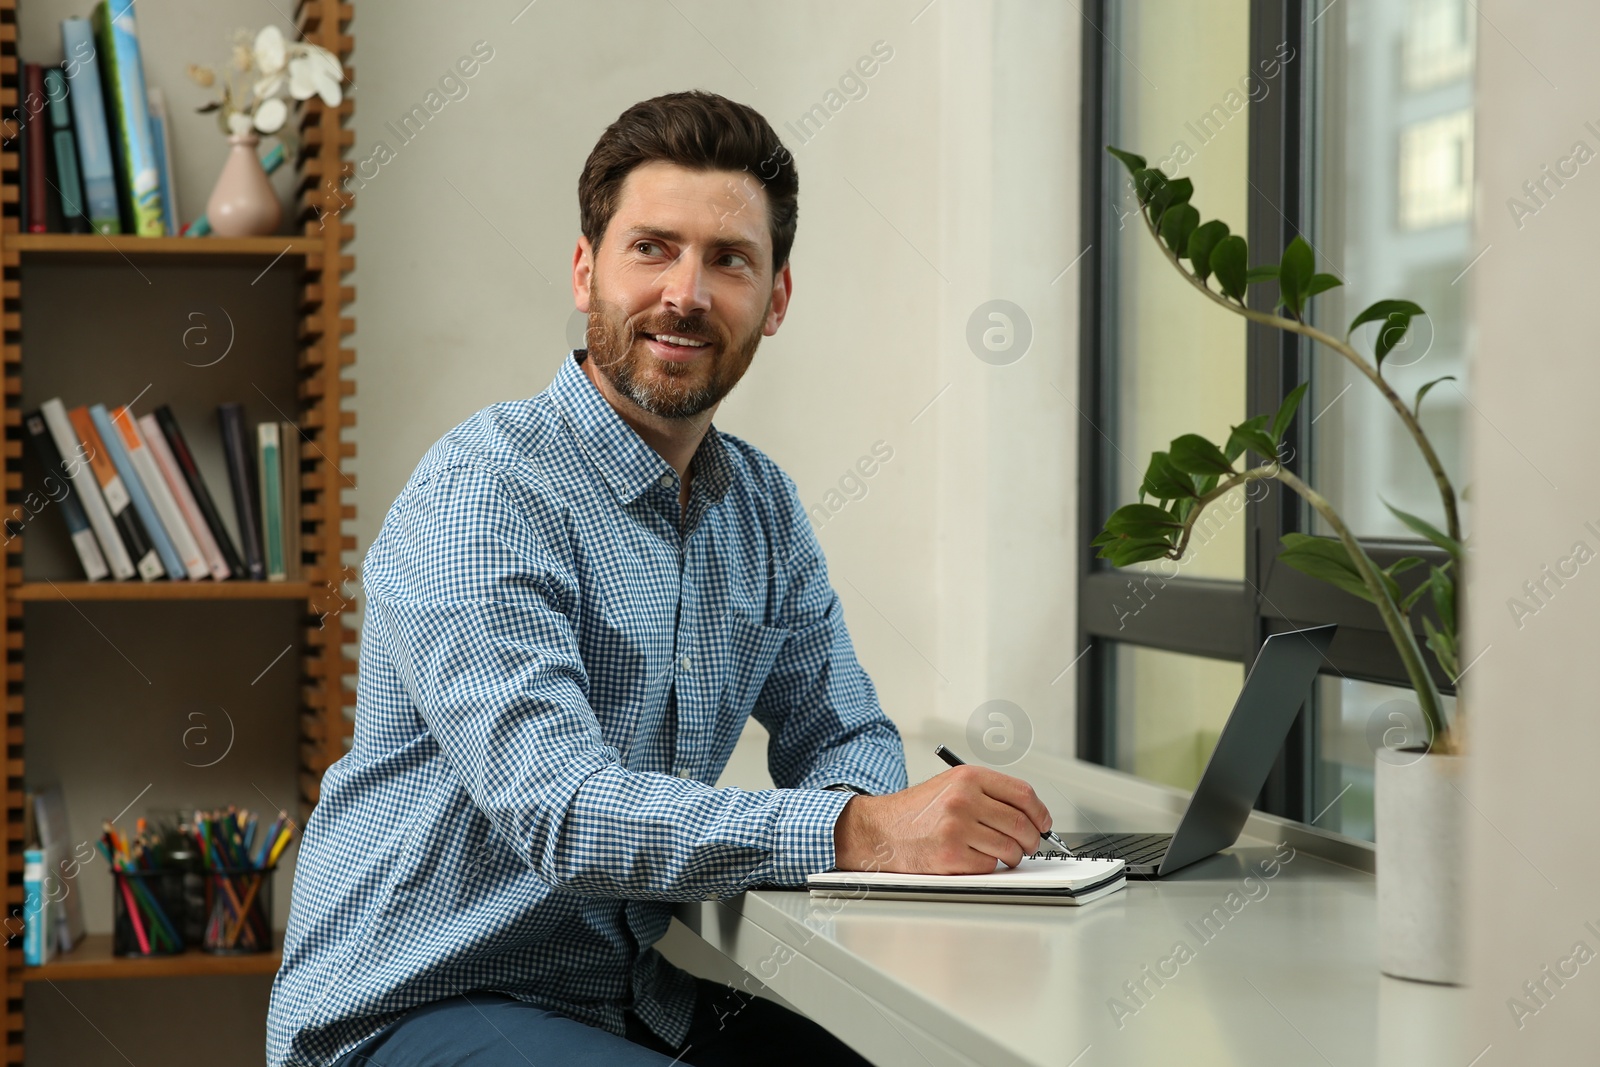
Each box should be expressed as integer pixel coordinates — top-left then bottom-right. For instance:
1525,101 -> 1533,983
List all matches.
147,86 -> 177,235
807,854 -> 1127,906
258,422 -> 285,580
139,412 -> 229,580
219,404 -> 265,580
153,405 -> 245,580
43,68 -> 90,233
114,406 -> 208,579
24,64 -> 48,233
90,403 -> 183,578
61,17 -> 121,234
40,399 -> 131,578
23,410 -> 109,580
33,786 -> 83,955
90,0 -> 164,235
69,405 -> 163,579
22,848 -> 51,965
280,422 -> 301,580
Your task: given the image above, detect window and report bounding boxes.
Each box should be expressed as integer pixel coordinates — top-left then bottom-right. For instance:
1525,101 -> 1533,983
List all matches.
1077,0 -> 1470,838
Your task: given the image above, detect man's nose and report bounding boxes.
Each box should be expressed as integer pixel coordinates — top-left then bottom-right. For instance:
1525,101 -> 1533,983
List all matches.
658,253 -> 711,318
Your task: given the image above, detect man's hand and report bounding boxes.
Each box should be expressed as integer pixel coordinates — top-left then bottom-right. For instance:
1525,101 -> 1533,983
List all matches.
831,764 -> 1053,875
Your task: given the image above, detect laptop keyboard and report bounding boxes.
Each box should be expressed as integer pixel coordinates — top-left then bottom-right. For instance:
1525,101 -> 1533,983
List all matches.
1069,833 -> 1172,865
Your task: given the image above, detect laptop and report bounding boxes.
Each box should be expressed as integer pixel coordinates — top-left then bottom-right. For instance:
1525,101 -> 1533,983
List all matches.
1059,624 -> 1337,878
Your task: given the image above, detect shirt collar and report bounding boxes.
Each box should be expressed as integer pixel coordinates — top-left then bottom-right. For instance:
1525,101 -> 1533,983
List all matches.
549,349 -> 734,508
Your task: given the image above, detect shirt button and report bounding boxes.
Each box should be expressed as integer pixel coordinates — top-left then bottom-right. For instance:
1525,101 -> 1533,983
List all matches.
680,654 -> 692,672
658,473 -> 673,488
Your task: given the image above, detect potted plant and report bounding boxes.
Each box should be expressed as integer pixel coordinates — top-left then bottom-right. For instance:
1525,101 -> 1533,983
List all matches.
1096,146 -> 1466,984
188,26 -> 344,237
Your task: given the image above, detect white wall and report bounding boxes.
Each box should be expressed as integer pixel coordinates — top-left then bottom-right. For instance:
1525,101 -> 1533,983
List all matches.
1464,3 -> 1600,1057
347,0 -> 1081,773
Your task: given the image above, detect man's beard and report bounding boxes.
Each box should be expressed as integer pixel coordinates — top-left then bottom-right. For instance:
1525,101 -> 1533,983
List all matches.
583,287 -> 766,420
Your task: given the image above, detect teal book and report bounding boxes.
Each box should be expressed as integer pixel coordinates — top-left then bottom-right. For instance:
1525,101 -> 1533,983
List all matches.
61,17 -> 121,233
257,422 -> 285,580
43,68 -> 90,232
90,0 -> 164,235
22,848 -> 47,965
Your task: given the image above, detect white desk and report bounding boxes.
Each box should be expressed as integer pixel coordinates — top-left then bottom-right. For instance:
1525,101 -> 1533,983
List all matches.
671,744 -> 1470,1067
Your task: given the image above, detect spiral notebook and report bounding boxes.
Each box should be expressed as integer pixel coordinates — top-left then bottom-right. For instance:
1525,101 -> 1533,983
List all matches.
807,853 -> 1126,906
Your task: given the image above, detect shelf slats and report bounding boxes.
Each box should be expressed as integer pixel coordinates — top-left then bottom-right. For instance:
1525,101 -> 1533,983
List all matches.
12,581 -> 320,602
23,934 -> 283,981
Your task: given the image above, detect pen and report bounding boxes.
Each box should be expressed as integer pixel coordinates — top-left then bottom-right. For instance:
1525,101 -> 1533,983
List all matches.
933,744 -> 1076,857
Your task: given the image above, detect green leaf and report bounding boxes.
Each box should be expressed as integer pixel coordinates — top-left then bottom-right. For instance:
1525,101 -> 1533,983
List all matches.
1210,235 -> 1249,301
1105,539 -> 1175,567
1270,382 -> 1310,444
1146,177 -> 1194,218
1186,220 -> 1230,281
1140,451 -> 1197,502
1246,264 -> 1280,282
1373,313 -> 1414,367
1159,204 -> 1201,257
1413,375 -> 1457,418
1131,168 -> 1168,205
1347,299 -> 1425,339
1278,236 -> 1314,316
1090,528 -> 1121,548
1383,500 -> 1462,558
1400,580 -> 1433,613
1106,146 -> 1147,175
1306,273 -> 1342,298
1103,503 -> 1183,540
1168,434 -> 1235,476
1279,533 -> 1382,604
1422,615 -> 1459,680
1428,564 -> 1457,632
1225,415 -> 1276,463
1385,556 -> 1426,578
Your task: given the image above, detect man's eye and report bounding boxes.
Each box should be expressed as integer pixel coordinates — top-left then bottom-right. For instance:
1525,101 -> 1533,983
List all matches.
635,241 -> 661,256
720,253 -> 749,268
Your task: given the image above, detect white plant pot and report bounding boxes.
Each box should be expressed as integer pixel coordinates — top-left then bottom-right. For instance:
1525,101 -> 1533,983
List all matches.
1375,752 -> 1466,984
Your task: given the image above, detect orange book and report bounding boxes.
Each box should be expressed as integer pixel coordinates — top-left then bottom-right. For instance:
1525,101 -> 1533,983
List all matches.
67,407 -> 163,580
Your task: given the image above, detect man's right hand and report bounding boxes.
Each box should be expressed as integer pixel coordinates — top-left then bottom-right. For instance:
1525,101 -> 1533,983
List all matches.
830,764 -> 1054,875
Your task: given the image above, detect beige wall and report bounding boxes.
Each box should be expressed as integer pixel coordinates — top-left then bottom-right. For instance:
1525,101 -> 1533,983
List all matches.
347,0 -> 1081,773
1464,3 -> 1600,1057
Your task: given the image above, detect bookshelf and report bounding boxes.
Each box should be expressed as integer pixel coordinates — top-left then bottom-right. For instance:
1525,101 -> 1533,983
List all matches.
0,0 -> 355,1060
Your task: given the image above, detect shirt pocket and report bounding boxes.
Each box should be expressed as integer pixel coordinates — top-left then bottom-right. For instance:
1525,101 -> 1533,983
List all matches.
711,611 -> 791,749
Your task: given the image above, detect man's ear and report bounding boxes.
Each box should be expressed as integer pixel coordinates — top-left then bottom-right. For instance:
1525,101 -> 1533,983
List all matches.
572,236 -> 595,313
764,261 -> 794,336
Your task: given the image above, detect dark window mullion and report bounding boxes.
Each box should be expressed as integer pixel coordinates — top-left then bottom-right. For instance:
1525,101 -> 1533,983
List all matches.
1075,0 -> 1112,766
1246,0 -> 1309,821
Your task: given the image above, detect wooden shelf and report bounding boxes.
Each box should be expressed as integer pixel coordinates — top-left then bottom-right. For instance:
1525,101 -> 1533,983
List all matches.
7,233 -> 320,258
23,933 -> 282,981
13,581 -> 320,602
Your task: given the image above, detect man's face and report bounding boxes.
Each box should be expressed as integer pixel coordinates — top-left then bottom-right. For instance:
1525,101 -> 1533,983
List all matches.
572,161 -> 792,420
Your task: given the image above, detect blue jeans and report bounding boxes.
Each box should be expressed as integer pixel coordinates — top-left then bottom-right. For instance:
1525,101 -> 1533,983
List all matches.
332,978 -> 873,1066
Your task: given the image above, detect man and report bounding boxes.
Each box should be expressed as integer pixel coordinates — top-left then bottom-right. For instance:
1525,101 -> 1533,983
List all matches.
268,90 -> 1057,1066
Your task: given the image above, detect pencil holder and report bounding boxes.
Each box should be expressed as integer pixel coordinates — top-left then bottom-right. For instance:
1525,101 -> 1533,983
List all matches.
201,866 -> 275,954
111,870 -> 186,957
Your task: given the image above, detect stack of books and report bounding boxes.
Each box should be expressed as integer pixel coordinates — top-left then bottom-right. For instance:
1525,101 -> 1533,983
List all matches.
21,400 -> 302,582
20,3 -> 178,236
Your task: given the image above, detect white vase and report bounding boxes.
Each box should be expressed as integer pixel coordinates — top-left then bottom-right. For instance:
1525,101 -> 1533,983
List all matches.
205,133 -> 282,238
1375,752 -> 1467,984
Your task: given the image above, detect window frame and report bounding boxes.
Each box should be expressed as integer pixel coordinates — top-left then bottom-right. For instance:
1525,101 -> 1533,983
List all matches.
1075,0 -> 1456,823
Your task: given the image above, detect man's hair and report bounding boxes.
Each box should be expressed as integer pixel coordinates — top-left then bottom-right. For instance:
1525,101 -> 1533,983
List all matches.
578,90 -> 798,275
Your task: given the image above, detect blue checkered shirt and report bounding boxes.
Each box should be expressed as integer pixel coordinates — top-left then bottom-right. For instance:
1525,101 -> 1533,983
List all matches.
266,350 -> 907,1065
